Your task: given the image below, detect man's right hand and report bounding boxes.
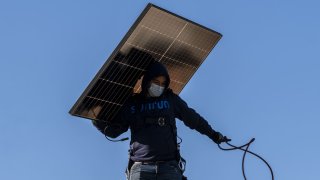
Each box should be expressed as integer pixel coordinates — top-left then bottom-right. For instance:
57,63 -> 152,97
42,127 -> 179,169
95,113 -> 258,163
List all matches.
211,132 -> 231,144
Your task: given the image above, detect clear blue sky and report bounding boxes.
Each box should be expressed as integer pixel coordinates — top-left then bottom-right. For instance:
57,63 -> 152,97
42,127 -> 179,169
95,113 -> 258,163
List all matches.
1,0 -> 319,179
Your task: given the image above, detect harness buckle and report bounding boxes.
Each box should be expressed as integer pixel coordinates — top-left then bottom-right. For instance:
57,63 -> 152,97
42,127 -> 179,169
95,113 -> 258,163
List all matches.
158,117 -> 165,126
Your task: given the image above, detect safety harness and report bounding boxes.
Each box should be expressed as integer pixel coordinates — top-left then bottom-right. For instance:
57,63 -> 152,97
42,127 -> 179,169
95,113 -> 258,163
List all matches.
125,116 -> 187,180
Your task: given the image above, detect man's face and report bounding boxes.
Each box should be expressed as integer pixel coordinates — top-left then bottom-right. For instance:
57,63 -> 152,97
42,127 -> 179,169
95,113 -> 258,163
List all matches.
150,75 -> 166,88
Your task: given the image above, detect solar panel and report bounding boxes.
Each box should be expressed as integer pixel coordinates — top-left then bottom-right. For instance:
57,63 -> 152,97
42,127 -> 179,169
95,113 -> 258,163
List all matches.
69,3 -> 222,122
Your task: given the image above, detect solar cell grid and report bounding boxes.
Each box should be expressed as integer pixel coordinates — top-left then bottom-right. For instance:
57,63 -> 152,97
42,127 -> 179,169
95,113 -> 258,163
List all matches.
70,4 -> 222,122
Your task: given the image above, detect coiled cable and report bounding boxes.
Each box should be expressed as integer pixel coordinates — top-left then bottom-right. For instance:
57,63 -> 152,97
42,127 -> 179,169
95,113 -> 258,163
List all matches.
218,138 -> 274,180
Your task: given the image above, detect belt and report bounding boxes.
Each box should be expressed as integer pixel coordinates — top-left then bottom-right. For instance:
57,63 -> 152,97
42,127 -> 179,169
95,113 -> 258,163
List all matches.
136,160 -> 176,165
141,161 -> 167,165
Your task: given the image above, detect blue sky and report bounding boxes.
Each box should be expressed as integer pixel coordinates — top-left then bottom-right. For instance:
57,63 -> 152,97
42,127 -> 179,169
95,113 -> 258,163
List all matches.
1,0 -> 320,179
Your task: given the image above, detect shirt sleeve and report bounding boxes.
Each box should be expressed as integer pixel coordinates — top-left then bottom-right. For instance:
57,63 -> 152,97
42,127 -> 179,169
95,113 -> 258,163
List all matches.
92,107 -> 129,138
172,93 -> 217,139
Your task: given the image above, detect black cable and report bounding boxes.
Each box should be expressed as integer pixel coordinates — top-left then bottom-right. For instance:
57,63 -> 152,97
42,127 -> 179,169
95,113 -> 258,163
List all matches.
103,124 -> 129,142
218,138 -> 274,180
104,135 -> 129,142
177,135 -> 183,145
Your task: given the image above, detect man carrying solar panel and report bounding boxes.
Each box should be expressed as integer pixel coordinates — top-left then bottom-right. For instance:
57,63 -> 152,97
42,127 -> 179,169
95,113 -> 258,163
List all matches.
91,61 -> 229,180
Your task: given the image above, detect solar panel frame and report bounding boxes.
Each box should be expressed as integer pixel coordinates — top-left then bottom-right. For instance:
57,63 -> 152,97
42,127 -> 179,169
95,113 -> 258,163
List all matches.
69,3 -> 222,122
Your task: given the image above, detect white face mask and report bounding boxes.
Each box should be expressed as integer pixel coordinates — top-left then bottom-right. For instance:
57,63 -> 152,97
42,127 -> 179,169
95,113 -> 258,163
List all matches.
148,83 -> 165,97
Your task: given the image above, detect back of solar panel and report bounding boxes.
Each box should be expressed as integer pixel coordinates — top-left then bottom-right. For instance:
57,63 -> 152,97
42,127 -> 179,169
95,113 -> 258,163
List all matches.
69,3 -> 222,122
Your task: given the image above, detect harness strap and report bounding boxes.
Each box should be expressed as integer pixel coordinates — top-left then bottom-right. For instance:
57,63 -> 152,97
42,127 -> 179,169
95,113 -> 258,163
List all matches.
145,117 -> 168,126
